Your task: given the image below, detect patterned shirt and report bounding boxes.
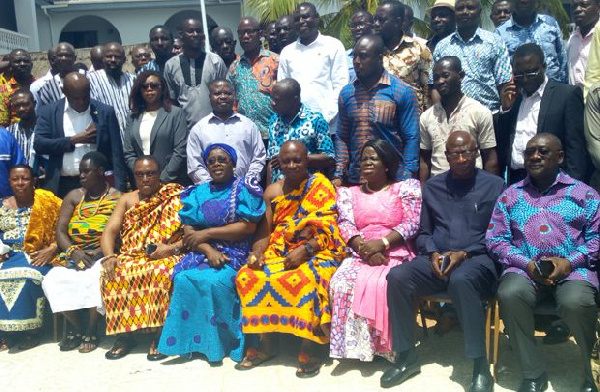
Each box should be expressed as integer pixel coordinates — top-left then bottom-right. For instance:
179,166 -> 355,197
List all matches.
228,48 -> 279,139
137,59 -> 161,75
267,104 -> 335,182
496,14 -> 567,83
335,71 -> 420,183
0,75 -> 35,127
432,28 -> 512,113
7,121 -> 35,166
88,70 -> 134,139
37,74 -> 66,108
383,35 -> 433,112
486,171 -> 600,287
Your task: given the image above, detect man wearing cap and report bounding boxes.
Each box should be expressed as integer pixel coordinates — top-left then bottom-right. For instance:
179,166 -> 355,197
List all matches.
427,0 -> 456,53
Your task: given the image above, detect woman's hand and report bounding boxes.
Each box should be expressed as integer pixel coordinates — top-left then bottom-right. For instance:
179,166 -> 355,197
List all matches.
183,226 -> 209,251
284,246 -> 308,270
247,252 -> 265,270
205,248 -> 231,269
366,252 -> 388,266
101,255 -> 119,281
69,248 -> 94,269
148,243 -> 173,260
359,239 -> 386,260
30,245 -> 57,267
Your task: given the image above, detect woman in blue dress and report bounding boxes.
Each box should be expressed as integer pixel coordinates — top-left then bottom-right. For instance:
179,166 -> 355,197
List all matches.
158,143 -> 265,362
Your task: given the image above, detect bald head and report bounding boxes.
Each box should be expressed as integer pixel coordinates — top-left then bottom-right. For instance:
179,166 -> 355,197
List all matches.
90,45 -> 104,70
63,72 -> 90,113
54,42 -> 76,76
446,131 -> 477,151
527,133 -> 563,151
280,140 -> 308,156
210,27 -> 236,65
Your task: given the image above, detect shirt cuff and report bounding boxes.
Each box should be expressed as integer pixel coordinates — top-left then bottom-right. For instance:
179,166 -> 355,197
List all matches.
505,253 -> 530,271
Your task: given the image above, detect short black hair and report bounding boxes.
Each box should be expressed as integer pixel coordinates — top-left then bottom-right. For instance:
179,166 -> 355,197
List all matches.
436,56 -> 463,73
10,87 -> 35,103
134,155 -> 160,169
81,151 -> 109,172
150,25 -> 173,40
296,2 -> 319,17
379,0 -> 405,20
275,78 -> 301,97
9,164 -> 33,176
513,43 -> 545,64
209,78 -> 233,90
361,139 -> 400,181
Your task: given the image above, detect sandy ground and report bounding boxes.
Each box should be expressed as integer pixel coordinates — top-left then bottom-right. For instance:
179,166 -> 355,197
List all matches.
0,318 -> 586,392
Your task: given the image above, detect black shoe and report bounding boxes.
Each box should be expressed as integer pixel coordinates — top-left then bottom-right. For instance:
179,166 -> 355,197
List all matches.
380,361 -> 421,389
518,373 -> 548,392
542,324 -> 570,345
581,379 -> 599,392
469,372 -> 494,392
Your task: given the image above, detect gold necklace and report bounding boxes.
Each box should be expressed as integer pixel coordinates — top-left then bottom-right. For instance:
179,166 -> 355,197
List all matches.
77,183 -> 110,218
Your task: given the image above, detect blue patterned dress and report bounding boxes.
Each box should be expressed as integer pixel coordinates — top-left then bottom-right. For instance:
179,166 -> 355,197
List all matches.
158,177 -> 265,361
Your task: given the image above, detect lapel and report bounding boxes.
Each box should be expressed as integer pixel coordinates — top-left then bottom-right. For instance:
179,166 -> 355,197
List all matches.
537,82 -> 554,133
89,101 -> 101,143
149,108 -> 167,150
508,94 -> 524,150
56,99 -> 66,137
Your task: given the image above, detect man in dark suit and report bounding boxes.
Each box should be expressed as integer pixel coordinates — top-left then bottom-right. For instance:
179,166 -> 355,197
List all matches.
34,72 -> 127,196
497,43 -> 591,184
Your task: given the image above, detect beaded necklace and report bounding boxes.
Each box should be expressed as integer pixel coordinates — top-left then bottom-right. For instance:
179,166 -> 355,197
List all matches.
77,183 -> 110,218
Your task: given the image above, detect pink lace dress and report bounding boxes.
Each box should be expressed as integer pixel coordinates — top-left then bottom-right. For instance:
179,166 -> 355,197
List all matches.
329,179 -> 421,361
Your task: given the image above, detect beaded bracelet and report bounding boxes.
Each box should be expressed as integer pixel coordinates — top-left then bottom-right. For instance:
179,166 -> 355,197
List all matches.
65,245 -> 81,258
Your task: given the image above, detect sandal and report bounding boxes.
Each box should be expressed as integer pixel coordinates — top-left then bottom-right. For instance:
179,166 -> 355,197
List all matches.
296,351 -> 321,378
60,331 -> 82,352
17,334 -> 39,351
234,347 -> 277,370
0,337 -> 10,352
78,335 -> 98,354
105,336 -> 136,360
147,338 -> 167,361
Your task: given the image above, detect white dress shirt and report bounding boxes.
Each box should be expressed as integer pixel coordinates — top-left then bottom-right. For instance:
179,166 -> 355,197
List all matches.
278,33 -> 349,125
511,77 -> 548,169
61,101 -> 96,176
139,110 -> 158,155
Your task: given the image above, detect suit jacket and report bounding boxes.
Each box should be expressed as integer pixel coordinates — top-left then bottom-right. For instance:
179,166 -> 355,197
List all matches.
497,80 -> 592,183
33,98 -> 128,193
122,106 -> 189,184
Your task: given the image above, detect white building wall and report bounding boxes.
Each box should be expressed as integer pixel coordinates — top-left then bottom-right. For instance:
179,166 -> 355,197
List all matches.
35,3 -> 242,50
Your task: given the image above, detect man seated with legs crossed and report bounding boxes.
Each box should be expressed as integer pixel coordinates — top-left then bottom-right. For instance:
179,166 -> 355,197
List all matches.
487,133 -> 600,392
382,131 -> 505,392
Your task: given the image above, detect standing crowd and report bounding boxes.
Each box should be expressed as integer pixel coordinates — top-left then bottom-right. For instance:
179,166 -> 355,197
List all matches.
0,0 -> 599,391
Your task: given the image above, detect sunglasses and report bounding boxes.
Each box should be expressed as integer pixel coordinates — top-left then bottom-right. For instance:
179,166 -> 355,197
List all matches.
207,156 -> 230,165
142,82 -> 161,90
523,147 -> 560,158
514,69 -> 542,80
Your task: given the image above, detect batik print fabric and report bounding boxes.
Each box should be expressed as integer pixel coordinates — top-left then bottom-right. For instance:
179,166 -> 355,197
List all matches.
0,189 -> 61,331
228,49 -> 279,139
486,171 -> 600,287
383,35 -> 432,112
236,173 -> 347,344
329,180 -> 421,360
101,183 -> 183,335
158,177 -> 265,361
43,194 -> 120,314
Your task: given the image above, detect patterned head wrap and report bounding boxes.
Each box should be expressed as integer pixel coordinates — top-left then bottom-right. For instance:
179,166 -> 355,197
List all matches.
203,143 -> 238,166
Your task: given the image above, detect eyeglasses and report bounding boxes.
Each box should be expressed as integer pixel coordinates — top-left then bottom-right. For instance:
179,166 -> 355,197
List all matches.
207,156 -> 230,165
237,29 -> 260,36
133,170 -> 159,178
523,147 -> 559,158
446,149 -> 478,160
142,82 -> 161,90
348,22 -> 371,29
513,69 -> 542,80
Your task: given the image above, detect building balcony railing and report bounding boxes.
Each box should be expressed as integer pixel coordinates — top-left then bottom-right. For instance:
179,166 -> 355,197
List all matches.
0,28 -> 29,54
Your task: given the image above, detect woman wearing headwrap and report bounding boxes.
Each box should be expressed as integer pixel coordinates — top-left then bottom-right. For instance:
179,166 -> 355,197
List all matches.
158,143 -> 265,362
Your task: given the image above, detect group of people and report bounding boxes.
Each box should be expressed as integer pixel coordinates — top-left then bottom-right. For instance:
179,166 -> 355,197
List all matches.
0,0 -> 599,392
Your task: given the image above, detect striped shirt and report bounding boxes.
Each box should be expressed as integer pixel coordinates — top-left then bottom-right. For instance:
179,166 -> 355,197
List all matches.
335,71 -> 420,183
37,74 -> 65,109
7,121 -> 35,165
88,70 -> 134,139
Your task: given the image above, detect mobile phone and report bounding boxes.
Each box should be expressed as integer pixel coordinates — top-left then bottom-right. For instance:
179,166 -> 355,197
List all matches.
440,254 -> 450,273
537,258 -> 555,278
146,243 -> 157,255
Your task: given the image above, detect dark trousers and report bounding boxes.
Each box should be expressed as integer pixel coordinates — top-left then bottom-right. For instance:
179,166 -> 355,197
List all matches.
497,273 -> 597,380
387,254 -> 498,359
58,175 -> 80,198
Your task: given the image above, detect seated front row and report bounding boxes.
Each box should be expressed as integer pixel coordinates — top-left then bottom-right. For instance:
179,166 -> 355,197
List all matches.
1,135 -> 597,392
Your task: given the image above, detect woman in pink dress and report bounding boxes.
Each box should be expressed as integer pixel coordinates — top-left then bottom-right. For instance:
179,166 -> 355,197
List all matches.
330,139 -> 421,361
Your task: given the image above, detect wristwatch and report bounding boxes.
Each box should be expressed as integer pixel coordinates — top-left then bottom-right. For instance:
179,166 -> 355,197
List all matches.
304,242 -> 315,256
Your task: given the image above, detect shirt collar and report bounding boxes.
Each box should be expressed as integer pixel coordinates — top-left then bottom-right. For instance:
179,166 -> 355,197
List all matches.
208,112 -> 240,123
509,14 -> 542,29
519,170 -> 576,190
297,32 -> 321,47
278,104 -> 307,125
64,99 -> 91,115
522,76 -> 548,100
574,20 -> 600,39
241,48 -> 270,64
353,70 -> 391,89
451,28 -> 483,44
390,34 -> 414,52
